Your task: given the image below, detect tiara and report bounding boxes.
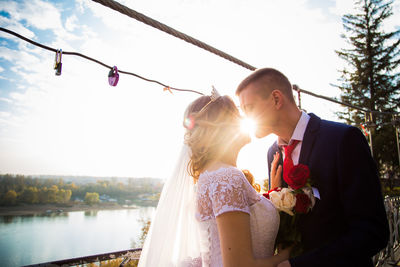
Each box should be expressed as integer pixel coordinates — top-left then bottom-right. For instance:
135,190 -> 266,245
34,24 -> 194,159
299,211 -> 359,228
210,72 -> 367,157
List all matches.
210,85 -> 221,101
183,86 -> 221,130
198,86 -> 221,113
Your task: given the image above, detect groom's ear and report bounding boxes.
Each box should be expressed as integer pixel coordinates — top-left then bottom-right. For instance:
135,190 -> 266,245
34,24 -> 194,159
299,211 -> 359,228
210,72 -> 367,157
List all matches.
271,90 -> 284,109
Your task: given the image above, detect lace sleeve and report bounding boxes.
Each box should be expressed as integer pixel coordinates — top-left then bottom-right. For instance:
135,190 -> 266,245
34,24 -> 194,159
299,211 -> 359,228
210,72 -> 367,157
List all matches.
209,168 -> 250,217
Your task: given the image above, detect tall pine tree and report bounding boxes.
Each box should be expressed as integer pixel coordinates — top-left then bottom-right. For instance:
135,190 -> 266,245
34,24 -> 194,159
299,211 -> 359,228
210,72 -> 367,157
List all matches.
336,0 -> 400,177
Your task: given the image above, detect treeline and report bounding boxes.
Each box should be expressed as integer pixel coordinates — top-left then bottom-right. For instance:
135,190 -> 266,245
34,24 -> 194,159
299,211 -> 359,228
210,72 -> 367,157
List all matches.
0,174 -> 163,206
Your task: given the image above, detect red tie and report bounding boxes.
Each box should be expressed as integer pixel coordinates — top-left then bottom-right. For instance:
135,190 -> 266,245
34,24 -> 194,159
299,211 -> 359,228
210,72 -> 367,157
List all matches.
283,140 -> 300,183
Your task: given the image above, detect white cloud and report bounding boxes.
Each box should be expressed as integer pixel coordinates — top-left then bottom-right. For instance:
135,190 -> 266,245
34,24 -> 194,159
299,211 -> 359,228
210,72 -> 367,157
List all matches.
330,0 -> 357,16
0,111 -> 11,118
0,74 -> 15,82
75,0 -> 87,14
0,46 -> 44,77
0,97 -> 12,103
384,1 -> 400,33
65,15 -> 78,32
0,16 -> 36,40
1,0 -> 63,31
0,46 -> 19,62
9,92 -> 24,101
1,0 -> 83,45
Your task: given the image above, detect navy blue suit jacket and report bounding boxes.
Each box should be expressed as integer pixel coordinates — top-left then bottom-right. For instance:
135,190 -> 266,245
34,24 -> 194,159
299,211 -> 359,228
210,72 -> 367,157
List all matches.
267,113 -> 389,267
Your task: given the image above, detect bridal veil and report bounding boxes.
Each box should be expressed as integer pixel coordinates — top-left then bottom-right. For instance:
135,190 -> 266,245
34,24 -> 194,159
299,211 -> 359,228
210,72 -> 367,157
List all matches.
138,145 -> 202,267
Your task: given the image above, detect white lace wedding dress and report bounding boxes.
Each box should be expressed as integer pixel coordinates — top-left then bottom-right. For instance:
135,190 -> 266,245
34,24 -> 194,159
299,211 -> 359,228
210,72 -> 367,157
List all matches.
194,166 -> 280,267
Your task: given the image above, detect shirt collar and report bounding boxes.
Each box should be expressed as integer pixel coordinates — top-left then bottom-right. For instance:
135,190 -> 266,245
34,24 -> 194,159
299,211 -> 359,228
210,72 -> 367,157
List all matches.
277,111 -> 310,147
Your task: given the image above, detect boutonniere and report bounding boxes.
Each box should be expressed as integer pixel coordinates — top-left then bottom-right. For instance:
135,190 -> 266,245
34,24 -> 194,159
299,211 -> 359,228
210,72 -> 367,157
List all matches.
263,164 -> 320,257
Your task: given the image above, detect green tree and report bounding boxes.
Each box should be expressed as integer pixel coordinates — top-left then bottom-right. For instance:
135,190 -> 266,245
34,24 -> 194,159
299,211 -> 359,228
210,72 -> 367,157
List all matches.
47,185 -> 59,203
2,190 -> 17,205
84,192 -> 100,205
335,0 -> 400,176
39,187 -> 49,203
19,187 -> 39,204
58,189 -> 72,203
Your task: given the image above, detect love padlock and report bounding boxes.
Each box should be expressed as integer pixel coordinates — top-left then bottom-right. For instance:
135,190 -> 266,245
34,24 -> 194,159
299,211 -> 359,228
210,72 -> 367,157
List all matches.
108,66 -> 119,86
55,62 -> 62,76
54,49 -> 62,76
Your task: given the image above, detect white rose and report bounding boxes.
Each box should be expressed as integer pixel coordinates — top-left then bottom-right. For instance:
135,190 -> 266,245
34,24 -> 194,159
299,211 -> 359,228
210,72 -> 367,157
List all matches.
269,190 -> 283,209
281,188 -> 296,209
269,188 -> 296,216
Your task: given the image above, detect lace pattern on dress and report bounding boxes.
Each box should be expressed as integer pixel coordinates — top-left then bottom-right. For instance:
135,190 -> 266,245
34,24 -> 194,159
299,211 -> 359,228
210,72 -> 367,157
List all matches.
195,166 -> 278,266
196,166 -> 260,221
179,257 -> 202,267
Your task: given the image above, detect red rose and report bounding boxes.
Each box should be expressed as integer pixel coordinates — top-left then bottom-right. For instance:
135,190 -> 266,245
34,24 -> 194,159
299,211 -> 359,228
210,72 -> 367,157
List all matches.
294,193 -> 312,214
285,164 -> 310,190
263,187 -> 281,199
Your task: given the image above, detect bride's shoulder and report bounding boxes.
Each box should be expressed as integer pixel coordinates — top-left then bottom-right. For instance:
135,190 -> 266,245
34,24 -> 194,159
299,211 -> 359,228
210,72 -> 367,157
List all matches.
198,166 -> 246,186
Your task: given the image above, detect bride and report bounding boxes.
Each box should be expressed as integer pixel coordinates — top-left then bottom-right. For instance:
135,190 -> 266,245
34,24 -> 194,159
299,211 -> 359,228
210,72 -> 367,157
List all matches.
138,88 -> 289,267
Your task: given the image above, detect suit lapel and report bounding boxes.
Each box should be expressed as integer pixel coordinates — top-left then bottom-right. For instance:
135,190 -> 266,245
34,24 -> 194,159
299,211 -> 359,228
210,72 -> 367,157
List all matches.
299,113 -> 321,165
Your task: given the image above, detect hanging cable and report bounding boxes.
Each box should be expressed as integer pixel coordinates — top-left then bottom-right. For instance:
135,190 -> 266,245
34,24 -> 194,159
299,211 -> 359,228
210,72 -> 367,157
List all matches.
0,27 -> 204,96
90,0 -> 399,116
293,84 -> 398,115
91,0 -> 257,71
0,26 -> 399,116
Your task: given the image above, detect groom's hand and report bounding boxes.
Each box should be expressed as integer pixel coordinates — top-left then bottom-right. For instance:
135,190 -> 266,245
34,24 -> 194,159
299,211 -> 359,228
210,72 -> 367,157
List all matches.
277,260 -> 291,267
270,152 -> 282,189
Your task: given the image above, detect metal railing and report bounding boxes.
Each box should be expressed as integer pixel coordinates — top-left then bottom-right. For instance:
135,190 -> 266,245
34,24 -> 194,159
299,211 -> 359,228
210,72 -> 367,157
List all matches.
23,248 -> 142,267
374,196 -> 400,266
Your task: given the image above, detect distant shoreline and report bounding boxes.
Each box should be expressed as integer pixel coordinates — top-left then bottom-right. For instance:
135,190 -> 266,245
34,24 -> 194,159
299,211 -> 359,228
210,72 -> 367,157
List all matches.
0,203 -> 144,216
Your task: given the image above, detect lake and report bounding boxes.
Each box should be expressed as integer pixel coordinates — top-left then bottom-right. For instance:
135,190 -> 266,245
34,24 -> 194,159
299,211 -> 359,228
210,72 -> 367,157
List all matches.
0,207 -> 156,267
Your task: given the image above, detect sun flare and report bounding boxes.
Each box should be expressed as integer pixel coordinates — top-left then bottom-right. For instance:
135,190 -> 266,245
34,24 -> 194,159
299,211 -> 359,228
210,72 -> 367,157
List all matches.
240,118 -> 257,137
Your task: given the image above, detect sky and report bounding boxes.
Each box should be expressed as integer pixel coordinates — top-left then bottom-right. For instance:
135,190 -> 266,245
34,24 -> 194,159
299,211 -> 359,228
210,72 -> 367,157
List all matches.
0,0 -> 399,182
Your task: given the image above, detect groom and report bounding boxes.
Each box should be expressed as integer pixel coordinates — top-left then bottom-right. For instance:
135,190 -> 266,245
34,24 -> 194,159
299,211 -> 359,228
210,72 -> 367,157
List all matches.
237,68 -> 389,267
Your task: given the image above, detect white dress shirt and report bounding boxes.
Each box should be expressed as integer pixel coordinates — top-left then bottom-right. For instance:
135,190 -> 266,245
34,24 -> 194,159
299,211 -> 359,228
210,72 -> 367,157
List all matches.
277,111 -> 310,165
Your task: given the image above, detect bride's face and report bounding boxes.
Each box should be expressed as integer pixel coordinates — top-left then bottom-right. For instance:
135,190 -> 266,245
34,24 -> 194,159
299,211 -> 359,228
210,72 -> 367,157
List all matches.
224,111 -> 251,151
185,95 -> 250,159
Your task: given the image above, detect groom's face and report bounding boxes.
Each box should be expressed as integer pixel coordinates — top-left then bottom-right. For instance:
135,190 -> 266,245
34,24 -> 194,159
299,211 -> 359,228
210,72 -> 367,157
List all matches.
239,84 -> 277,138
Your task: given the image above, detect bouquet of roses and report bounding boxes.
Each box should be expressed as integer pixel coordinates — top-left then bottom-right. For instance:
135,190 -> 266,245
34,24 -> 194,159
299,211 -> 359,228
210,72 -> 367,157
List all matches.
263,164 -> 319,257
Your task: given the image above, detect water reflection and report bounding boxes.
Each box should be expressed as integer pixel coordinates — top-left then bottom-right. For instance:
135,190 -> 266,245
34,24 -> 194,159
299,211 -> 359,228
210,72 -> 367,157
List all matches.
19,214 -> 36,222
0,207 -> 156,267
29,212 -> 69,219
0,215 -> 15,224
84,210 -> 98,216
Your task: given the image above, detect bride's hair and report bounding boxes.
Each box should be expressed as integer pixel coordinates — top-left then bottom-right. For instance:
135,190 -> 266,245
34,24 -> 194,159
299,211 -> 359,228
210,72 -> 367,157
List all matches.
183,95 -> 241,182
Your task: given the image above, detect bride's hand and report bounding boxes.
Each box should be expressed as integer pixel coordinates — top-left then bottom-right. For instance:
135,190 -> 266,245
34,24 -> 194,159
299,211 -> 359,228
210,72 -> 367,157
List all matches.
270,152 -> 282,189
277,246 -> 291,259
275,246 -> 292,266
277,260 -> 291,267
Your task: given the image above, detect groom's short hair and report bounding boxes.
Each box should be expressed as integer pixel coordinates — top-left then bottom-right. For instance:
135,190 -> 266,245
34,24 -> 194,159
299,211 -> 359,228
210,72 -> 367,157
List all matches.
236,68 -> 295,103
